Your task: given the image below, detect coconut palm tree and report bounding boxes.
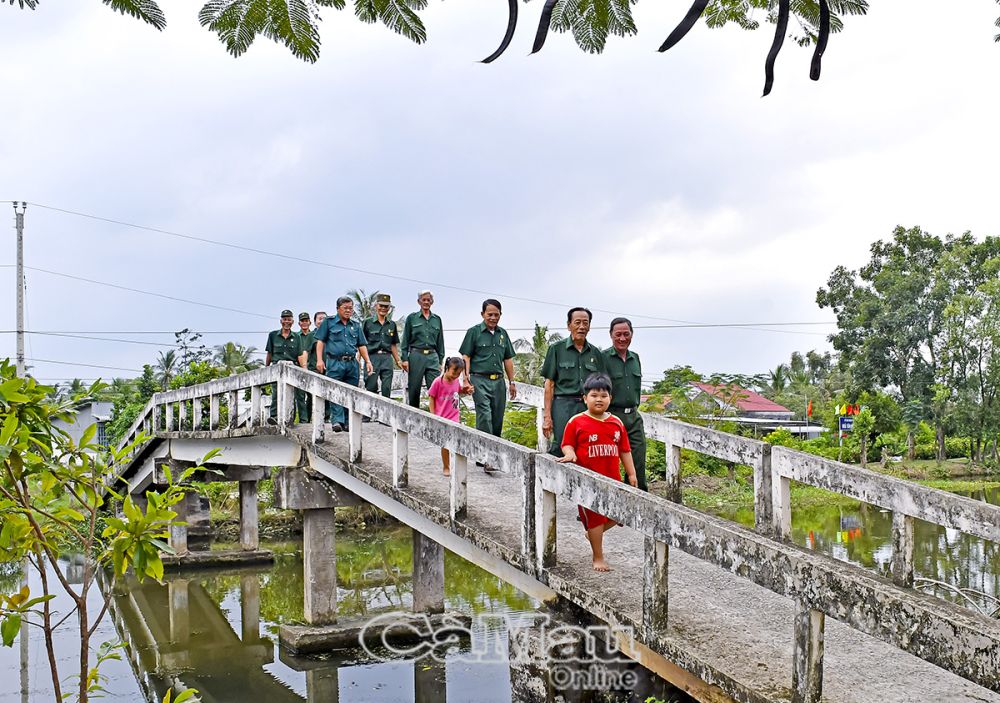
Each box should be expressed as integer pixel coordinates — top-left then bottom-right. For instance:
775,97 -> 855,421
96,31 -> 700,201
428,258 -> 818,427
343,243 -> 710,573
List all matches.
513,323 -> 563,386
768,364 -> 789,393
154,350 -> 178,389
348,289 -> 382,322
214,342 -> 262,375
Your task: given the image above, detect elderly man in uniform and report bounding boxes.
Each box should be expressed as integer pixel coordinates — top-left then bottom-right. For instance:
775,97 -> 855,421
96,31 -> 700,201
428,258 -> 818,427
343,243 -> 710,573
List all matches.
459,298 -> 516,473
541,307 -> 607,456
294,311 -> 326,424
265,309 -> 300,424
604,317 -> 647,490
315,297 -> 374,432
400,290 -> 445,408
363,294 -> 402,404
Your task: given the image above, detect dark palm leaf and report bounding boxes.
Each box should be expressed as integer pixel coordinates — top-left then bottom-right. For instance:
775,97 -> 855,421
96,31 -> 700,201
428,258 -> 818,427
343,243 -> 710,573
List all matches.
103,0 -> 166,28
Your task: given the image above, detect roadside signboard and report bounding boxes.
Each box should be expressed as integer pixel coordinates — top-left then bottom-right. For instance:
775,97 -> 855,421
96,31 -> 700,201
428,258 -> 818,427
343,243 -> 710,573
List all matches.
839,417 -> 854,432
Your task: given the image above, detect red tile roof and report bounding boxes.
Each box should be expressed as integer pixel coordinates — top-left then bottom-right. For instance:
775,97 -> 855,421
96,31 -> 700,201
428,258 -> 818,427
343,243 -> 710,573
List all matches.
690,382 -> 791,414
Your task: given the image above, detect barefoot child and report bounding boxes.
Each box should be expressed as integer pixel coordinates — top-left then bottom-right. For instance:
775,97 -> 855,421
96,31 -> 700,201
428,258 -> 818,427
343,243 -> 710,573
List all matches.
557,372 -> 638,572
427,357 -> 472,476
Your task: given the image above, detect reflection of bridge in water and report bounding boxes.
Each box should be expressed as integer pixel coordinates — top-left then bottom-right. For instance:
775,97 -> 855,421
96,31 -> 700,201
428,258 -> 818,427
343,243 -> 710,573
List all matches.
105,567 -> 461,703
110,364 -> 1000,703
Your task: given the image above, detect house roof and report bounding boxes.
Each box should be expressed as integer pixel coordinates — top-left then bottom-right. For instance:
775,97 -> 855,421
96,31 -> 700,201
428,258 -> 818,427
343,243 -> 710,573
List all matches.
690,382 -> 792,414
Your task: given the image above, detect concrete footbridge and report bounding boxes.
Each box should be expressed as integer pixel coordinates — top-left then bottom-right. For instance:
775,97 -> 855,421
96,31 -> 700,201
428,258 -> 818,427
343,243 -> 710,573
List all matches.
112,364 -> 1000,703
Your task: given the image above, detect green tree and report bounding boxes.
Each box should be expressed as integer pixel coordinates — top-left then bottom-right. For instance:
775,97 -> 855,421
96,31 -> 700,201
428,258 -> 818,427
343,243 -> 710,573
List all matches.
347,288 -> 381,322
853,406 -> 875,467
513,323 -> 562,385
154,350 -> 178,389
213,342 -> 261,375
0,360 -> 208,702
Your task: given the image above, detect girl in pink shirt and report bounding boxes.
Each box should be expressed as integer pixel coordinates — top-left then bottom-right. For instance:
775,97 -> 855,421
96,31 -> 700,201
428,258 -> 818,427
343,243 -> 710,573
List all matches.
427,357 -> 471,476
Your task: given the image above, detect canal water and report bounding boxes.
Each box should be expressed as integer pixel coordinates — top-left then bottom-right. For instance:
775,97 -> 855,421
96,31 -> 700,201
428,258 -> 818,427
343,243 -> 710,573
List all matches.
713,482 -> 1000,613
1,525 -> 683,703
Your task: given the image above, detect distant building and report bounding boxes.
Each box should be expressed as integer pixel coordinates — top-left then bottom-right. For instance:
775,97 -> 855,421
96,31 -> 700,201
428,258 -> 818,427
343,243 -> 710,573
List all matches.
53,401 -> 113,448
685,382 -> 795,421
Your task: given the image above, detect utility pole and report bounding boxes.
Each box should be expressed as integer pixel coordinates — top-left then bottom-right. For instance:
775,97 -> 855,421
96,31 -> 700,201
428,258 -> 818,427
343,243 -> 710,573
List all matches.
14,201 -> 26,377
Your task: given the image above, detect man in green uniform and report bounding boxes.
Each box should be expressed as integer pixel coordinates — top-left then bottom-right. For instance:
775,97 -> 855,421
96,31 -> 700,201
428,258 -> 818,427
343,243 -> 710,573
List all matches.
604,317 -> 647,490
315,297 -> 374,432
400,290 -> 445,408
541,307 -> 607,456
460,298 -> 516,472
363,294 -> 402,402
294,311 -> 326,423
265,309 -> 300,424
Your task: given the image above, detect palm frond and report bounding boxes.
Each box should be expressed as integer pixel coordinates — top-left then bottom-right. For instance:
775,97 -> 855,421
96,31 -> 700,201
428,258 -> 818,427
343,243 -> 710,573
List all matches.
375,0 -> 427,44
102,0 -> 166,29
264,0 -> 321,62
199,0 -> 270,58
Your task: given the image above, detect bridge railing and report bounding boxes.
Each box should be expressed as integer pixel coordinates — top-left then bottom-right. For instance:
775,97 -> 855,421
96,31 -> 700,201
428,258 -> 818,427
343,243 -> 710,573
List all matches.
533,453 -> 1000,699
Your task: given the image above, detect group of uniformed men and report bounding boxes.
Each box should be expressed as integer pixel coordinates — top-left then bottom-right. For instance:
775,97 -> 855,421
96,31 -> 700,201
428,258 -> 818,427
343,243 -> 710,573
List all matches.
264,292 -> 648,489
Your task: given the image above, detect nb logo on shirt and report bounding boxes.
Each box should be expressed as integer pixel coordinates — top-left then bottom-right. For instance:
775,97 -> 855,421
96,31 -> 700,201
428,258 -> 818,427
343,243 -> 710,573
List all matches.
588,434 -> 598,442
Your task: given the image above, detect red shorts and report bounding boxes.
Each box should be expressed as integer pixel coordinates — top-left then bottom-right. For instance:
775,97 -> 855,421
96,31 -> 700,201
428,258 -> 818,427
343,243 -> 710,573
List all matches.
578,467 -> 624,530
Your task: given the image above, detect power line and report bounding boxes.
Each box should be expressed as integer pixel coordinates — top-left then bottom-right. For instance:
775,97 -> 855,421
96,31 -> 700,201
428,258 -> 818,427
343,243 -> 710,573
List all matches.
0,264 -> 271,319
28,202 -> 832,334
26,358 -> 143,373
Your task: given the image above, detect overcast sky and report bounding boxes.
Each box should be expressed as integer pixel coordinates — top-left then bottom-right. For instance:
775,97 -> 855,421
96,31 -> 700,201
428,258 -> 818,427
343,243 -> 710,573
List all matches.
2,0 -> 999,385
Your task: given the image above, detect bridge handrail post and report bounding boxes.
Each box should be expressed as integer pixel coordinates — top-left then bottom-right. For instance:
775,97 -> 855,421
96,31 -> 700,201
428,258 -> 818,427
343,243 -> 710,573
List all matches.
227,390 -> 238,430
534,461 -> 557,575
312,393 -> 325,444
535,406 -> 546,453
449,452 -> 468,520
772,471 -> 792,540
642,535 -> 669,640
277,366 -> 294,432
178,400 -> 188,431
520,454 -> 536,571
792,602 -> 825,703
754,444 -> 774,535
192,395 -> 203,430
250,385 -> 261,428
664,430 -> 683,504
891,511 -> 915,588
392,424 -> 408,488
209,394 -> 220,430
152,404 -> 161,435
165,402 -> 174,433
348,397 -> 362,463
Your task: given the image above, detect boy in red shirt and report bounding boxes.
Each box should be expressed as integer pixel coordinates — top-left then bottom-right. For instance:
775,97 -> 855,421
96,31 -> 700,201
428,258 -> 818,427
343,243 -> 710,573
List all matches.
558,372 -> 638,572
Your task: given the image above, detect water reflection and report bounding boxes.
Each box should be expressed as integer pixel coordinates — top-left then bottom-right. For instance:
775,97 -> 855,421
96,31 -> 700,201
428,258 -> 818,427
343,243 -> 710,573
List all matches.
96,526 -> 677,703
714,483 -> 1000,607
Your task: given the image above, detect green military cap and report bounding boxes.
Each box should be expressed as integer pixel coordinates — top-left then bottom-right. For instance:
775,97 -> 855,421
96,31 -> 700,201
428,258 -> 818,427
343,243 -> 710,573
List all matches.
298,312 -> 310,321
376,293 -> 392,305
281,309 -> 293,317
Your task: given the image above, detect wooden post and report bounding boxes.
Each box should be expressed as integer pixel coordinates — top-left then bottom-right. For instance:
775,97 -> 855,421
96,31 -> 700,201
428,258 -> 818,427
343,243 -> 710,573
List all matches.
393,426 -> 409,488
792,603 -> 825,703
227,390 -> 238,429
348,398 -> 363,462
535,484 -> 557,572
891,511 -> 915,588
412,529 -> 445,614
642,535 -> 669,640
240,480 -> 259,551
450,452 -> 468,520
772,474 -> 792,540
250,386 -> 261,428
209,394 -> 220,431
312,393 -> 325,444
754,444 -> 774,535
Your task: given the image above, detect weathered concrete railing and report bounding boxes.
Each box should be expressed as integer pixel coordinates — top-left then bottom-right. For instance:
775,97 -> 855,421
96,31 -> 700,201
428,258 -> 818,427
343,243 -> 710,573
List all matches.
533,453 -> 1000,701
770,446 -> 1000,588
511,382 -> 775,533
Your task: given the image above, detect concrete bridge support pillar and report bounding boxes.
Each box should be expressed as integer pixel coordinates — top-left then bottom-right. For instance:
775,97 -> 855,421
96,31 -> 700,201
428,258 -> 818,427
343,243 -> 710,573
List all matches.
306,668 -> 340,703
240,573 -> 261,643
412,530 -> 445,614
413,659 -> 447,703
642,536 -> 669,640
240,480 -> 259,551
891,512 -> 915,588
169,485 -> 189,556
792,602 -> 824,703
